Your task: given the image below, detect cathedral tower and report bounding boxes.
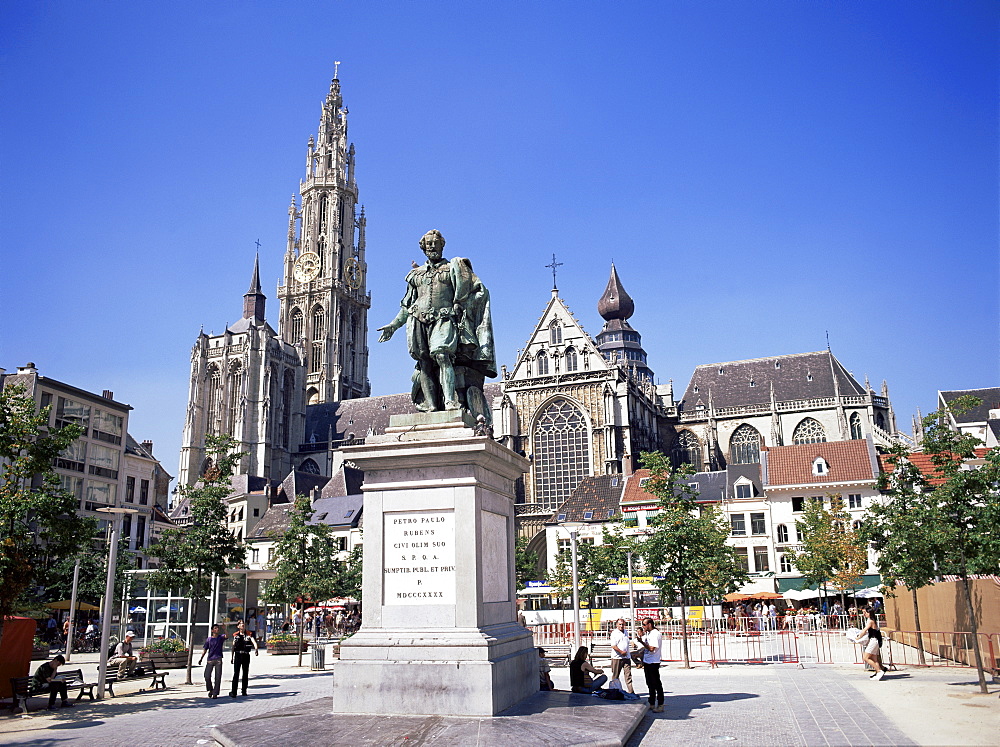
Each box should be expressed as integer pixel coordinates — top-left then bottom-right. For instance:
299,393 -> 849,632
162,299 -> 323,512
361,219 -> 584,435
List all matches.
595,264 -> 654,383
277,72 -> 371,405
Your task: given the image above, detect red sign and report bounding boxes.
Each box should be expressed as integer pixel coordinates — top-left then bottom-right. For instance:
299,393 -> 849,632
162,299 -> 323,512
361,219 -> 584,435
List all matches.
636,608 -> 661,619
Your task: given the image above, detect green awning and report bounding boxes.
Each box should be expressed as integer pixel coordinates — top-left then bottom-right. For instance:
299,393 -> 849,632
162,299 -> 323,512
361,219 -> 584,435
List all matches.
776,574 -> 881,593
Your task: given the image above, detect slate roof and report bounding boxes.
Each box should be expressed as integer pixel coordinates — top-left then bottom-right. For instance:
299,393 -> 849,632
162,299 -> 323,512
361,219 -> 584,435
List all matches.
276,470 -> 329,503
620,468 -> 727,505
124,434 -> 154,460
940,387 -> 1000,423
764,439 -> 877,487
726,463 -> 763,498
249,492 -> 363,541
547,475 -> 625,524
321,466 -> 364,498
678,351 -> 866,411
304,383 -> 504,442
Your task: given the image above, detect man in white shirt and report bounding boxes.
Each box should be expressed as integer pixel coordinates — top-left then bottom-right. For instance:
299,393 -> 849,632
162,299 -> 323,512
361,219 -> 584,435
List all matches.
639,618 -> 664,712
609,618 -> 634,693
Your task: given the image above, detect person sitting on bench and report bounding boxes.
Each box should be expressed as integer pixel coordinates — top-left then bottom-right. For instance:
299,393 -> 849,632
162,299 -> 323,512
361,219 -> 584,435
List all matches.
110,631 -> 138,678
32,654 -> 74,710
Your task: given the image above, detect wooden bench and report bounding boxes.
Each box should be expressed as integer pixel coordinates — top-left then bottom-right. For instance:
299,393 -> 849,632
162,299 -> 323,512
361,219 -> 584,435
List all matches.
9,669 -> 96,714
105,660 -> 167,697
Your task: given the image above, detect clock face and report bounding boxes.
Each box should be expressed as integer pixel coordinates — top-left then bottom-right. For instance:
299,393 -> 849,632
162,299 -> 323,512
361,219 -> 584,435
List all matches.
293,252 -> 321,283
344,257 -> 362,290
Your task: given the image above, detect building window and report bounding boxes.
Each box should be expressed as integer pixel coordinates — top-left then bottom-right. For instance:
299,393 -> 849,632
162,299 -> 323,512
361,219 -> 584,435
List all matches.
279,370 -> 294,448
730,513 -> 746,536
776,524 -> 789,544
848,494 -> 862,509
812,457 -> 828,476
56,440 -> 87,472
88,444 -> 120,479
532,398 -> 590,511
312,305 -> 325,339
780,554 -> 793,573
253,507 -> 260,517
251,547 -> 260,563
139,479 -> 149,505
290,308 -> 304,340
60,475 -> 84,507
672,430 -> 702,471
876,412 -> 887,430
750,512 -> 766,535
92,410 -> 123,445
300,458 -> 321,474
729,424 -> 761,465
55,397 -> 90,434
753,546 -> 769,572
267,547 -> 274,562
735,547 -> 749,572
85,481 -> 116,508
795,524 -> 803,542
206,365 -> 222,436
549,321 -> 562,345
536,351 -> 549,375
792,418 -> 827,445
136,516 -> 146,548
310,342 -> 323,373
735,483 -> 752,500
125,476 -> 135,502
564,346 -> 578,372
792,496 -> 804,512
849,412 -> 863,440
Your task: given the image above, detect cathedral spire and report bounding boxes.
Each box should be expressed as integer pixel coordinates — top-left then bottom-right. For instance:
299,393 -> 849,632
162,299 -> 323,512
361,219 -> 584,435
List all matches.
595,264 -> 652,383
243,254 -> 266,322
597,263 -> 635,321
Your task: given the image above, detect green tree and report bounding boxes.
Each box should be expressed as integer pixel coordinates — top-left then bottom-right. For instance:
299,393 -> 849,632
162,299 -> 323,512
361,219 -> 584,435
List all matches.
515,535 -> 539,591
339,543 -> 363,601
262,494 -> 353,665
37,523 -> 133,605
787,494 -> 864,608
146,435 -> 246,685
0,383 -> 92,648
864,445 -> 941,665
638,452 -> 749,667
914,395 -> 1000,694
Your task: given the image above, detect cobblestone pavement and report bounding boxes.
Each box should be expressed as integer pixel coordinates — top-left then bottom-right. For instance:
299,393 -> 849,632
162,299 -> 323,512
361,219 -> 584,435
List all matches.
624,664 -> 915,747
0,651 -> 332,747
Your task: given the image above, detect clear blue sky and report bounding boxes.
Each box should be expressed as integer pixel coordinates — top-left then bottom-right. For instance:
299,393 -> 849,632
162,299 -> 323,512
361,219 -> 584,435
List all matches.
2,1 -> 997,482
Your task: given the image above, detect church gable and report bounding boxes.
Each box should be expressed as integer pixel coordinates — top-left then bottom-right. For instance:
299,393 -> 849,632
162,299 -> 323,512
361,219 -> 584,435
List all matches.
509,293 -> 605,381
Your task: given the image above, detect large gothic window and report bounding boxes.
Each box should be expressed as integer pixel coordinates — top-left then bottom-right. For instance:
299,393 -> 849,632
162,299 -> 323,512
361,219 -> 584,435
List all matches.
876,412 -> 887,430
532,398 -> 590,510
536,351 -> 549,375
290,308 -> 304,340
205,365 -> 222,436
729,424 -> 762,465
310,342 -> 323,374
564,346 -> 578,372
792,418 -> 827,445
312,306 -> 325,340
299,458 -> 321,474
226,362 -> 242,435
849,412 -> 863,440
279,370 -> 294,449
549,320 -> 562,345
672,430 -> 702,471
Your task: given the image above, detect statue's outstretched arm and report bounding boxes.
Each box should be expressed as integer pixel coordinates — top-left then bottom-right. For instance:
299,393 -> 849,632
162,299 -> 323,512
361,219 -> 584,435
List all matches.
377,307 -> 408,342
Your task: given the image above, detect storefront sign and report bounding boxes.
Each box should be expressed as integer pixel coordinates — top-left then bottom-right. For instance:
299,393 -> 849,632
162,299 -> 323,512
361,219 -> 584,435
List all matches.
383,510 -> 455,605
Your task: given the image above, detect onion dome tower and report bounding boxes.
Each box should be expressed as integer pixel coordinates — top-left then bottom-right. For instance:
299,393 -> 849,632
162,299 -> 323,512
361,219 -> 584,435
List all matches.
595,264 -> 654,382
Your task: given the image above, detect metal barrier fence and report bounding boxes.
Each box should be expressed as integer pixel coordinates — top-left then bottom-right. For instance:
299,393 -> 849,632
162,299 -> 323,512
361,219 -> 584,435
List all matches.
528,620 -> 995,671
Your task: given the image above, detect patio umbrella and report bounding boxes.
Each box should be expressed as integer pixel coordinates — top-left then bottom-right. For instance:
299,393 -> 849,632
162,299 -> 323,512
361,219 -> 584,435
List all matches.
45,600 -> 100,611
750,592 -> 783,599
723,593 -> 750,602
129,606 -> 147,614
854,587 -> 883,599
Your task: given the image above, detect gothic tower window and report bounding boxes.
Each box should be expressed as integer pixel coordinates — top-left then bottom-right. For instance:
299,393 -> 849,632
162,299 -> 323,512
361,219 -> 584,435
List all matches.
290,308 -> 304,340
549,321 -> 562,345
306,387 -> 319,406
876,412 -> 887,430
310,342 -> 323,374
536,351 -> 549,375
849,412 -> 863,440
279,370 -> 294,449
532,398 -> 590,511
564,346 -> 578,372
672,430 -> 702,471
205,365 -> 222,436
227,362 -> 243,435
312,306 -> 325,339
729,424 -> 762,465
299,458 -> 321,474
319,194 -> 328,233
792,417 -> 827,445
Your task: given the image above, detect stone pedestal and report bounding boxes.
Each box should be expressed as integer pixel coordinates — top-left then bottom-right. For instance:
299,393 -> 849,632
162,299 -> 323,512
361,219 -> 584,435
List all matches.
331,412 -> 537,717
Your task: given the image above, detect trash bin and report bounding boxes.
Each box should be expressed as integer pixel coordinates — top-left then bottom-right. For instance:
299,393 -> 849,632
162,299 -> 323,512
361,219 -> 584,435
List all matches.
310,642 -> 326,670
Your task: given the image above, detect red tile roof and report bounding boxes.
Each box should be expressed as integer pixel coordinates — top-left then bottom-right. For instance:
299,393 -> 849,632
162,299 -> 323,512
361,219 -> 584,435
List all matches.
765,440 -> 875,487
879,448 -> 990,486
621,469 -> 655,505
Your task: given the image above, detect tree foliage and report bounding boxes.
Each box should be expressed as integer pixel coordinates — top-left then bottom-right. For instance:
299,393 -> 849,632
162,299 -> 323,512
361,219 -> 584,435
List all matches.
0,383 -> 93,647
637,451 -> 750,666
789,494 -> 868,597
36,522 -> 133,606
146,434 -> 246,684
514,535 -> 539,591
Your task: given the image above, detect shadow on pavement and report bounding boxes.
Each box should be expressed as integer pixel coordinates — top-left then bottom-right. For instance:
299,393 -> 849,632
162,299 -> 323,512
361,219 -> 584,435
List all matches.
659,692 -> 759,720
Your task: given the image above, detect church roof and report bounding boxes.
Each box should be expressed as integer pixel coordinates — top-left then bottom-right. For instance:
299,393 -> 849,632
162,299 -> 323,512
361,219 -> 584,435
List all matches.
225,316 -> 277,336
678,351 -> 866,412
939,387 -> 1000,423
321,466 -> 364,498
304,384 -> 504,441
276,470 -> 329,503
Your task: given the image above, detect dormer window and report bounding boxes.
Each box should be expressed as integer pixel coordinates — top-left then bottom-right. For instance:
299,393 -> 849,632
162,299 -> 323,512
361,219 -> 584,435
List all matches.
812,457 -> 828,476
806,371 -> 813,382
774,360 -> 781,369
718,367 -> 725,375
749,379 -> 755,387
583,511 -> 594,520
693,385 -> 699,393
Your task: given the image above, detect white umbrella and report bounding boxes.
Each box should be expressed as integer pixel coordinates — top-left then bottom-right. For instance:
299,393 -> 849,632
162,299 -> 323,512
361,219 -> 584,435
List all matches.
854,587 -> 883,599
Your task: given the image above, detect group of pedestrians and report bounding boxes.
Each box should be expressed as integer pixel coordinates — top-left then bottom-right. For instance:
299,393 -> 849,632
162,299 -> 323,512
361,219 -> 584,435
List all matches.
198,619 -> 260,699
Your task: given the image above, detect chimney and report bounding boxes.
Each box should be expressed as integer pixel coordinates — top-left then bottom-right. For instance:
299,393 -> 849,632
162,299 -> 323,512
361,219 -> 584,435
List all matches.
141,440 -> 154,455
17,362 -> 38,374
102,390 -> 114,400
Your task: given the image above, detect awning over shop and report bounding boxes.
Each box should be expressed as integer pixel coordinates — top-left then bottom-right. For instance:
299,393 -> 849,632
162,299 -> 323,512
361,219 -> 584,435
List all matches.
776,574 -> 881,593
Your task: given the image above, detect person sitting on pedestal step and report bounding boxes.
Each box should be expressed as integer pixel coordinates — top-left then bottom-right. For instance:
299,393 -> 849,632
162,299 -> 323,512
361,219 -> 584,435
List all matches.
569,646 -> 608,694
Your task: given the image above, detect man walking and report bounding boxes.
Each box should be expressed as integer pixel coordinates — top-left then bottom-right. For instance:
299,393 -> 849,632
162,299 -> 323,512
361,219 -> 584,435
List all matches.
609,618 -> 634,693
229,619 -> 258,697
198,624 -> 226,698
638,618 -> 664,712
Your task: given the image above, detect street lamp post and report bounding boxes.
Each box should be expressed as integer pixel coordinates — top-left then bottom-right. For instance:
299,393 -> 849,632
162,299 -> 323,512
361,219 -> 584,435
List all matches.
560,521 -> 586,652
96,506 -> 137,699
626,548 -> 636,640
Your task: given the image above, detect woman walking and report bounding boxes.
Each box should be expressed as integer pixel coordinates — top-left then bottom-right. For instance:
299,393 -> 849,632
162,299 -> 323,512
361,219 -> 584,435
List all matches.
858,609 -> 886,680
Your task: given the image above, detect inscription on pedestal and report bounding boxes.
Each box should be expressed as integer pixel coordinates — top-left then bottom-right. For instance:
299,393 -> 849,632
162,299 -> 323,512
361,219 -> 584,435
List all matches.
383,509 -> 456,605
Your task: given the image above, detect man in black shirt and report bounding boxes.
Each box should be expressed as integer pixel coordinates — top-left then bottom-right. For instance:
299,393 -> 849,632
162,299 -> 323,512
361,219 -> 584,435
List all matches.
229,619 -> 258,697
